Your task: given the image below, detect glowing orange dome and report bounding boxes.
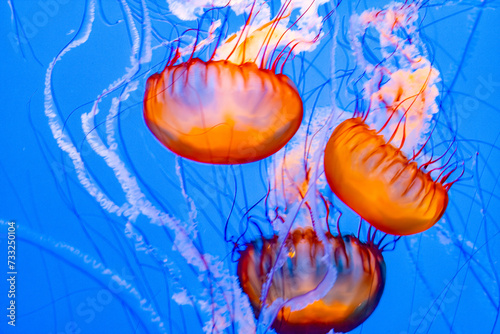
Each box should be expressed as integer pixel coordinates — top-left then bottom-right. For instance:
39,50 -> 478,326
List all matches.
143,59 -> 303,164
237,228 -> 386,334
324,118 -> 449,236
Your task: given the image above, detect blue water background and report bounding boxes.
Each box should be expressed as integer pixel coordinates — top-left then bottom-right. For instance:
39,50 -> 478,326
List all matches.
1,1 -> 500,333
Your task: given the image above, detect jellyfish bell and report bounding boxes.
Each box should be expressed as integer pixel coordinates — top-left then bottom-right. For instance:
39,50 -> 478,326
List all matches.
143,58 -> 302,164
143,1 -> 328,164
237,227 -> 386,334
324,117 -> 450,236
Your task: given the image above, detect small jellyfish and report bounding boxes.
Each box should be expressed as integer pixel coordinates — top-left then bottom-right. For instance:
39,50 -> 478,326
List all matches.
143,1 -> 331,164
237,227 -> 386,334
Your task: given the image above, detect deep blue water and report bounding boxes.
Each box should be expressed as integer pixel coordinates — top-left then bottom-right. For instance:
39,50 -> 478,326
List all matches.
1,1 -> 500,333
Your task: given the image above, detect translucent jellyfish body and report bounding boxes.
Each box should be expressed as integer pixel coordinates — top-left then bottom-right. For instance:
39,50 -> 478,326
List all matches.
324,118 -> 449,235
237,228 -> 386,333
144,59 -> 302,164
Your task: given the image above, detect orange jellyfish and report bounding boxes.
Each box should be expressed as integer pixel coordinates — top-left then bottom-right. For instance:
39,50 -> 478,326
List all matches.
143,6 -> 313,164
237,227 -> 386,334
323,117 -> 456,236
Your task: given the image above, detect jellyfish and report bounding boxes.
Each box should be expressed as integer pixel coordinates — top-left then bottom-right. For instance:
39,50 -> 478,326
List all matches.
237,227 -> 386,334
144,60 -> 302,164
143,0 -> 328,164
323,116 -> 451,236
